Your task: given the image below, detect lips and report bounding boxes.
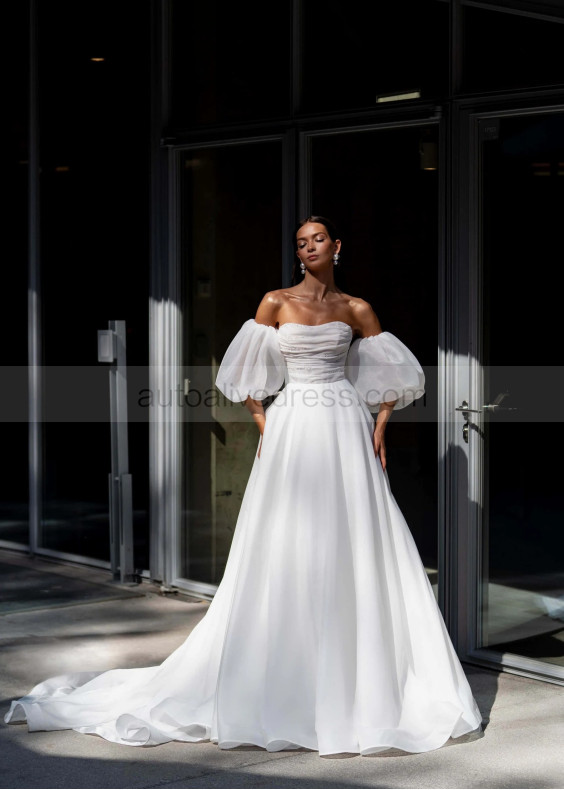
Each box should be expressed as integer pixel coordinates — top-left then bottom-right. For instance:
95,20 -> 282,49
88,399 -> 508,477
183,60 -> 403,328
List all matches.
307,255 -> 318,261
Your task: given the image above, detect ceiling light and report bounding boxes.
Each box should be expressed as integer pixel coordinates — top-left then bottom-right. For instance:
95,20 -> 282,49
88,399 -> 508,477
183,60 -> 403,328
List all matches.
376,90 -> 421,103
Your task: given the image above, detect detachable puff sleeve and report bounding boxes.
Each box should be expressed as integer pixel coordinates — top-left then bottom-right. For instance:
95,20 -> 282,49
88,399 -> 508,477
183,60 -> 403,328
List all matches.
345,331 -> 425,410
215,319 -> 286,403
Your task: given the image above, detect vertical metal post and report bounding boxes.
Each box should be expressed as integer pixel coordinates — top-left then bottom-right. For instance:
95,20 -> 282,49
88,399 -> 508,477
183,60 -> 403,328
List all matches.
148,0 -> 172,584
28,0 -> 42,556
100,320 -> 134,583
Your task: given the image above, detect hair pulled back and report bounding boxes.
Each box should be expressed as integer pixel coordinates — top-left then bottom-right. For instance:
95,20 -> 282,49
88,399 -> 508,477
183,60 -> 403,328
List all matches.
290,215 -> 340,285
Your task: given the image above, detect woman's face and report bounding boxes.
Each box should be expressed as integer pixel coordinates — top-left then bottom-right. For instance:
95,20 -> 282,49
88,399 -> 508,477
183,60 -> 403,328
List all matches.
296,222 -> 341,272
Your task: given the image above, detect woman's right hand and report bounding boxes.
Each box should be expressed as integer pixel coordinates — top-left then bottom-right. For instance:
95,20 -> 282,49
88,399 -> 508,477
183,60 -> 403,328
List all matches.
372,428 -> 387,471
257,420 -> 266,458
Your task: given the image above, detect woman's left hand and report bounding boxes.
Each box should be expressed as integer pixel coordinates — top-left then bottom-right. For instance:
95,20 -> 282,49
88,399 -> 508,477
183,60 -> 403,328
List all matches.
373,429 -> 387,471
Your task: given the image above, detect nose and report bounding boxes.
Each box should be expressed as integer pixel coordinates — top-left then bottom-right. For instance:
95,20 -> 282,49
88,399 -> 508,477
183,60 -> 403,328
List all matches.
307,240 -> 316,251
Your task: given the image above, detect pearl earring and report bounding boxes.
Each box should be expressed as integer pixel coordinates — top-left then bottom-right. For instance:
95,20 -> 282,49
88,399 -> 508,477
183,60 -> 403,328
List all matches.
300,261 -> 306,274
333,253 -> 340,265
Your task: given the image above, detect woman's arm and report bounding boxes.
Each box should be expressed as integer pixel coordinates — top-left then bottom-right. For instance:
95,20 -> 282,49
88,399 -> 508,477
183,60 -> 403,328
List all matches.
245,394 -> 266,440
352,299 -> 397,470
352,297 -> 383,339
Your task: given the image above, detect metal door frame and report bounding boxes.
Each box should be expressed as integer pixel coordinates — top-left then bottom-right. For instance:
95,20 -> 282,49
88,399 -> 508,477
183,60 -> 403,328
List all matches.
454,96 -> 564,686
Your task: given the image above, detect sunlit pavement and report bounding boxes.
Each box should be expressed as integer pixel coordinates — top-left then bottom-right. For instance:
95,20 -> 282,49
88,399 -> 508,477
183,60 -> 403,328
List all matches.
1,549 -> 563,790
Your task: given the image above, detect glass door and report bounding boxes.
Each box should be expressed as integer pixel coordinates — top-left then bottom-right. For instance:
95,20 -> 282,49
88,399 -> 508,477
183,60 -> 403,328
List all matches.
176,139 -> 284,594
175,122 -> 440,598
15,0 -> 152,570
459,109 -> 564,682
305,121 -> 441,597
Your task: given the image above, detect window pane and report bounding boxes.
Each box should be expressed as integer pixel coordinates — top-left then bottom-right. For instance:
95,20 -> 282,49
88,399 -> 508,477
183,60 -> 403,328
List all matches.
37,0 -> 150,565
181,142 -> 282,585
301,0 -> 449,114
310,125 -> 440,587
462,5 -> 564,94
479,113 -> 564,668
171,0 -> 291,128
0,1 -> 29,547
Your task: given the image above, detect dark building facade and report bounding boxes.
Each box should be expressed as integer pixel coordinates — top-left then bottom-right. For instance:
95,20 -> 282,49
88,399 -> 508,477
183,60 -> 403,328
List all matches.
3,0 -> 564,685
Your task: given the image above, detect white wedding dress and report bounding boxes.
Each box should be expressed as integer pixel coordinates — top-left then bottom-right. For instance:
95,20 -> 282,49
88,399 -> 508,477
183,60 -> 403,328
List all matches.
5,320 -> 483,755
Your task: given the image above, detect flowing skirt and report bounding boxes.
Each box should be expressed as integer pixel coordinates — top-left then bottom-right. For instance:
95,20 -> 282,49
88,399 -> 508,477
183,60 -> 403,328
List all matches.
5,378 -> 483,755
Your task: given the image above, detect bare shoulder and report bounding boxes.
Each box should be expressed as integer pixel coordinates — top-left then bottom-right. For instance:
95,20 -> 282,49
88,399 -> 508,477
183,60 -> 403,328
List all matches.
254,290 -> 285,326
347,296 -> 383,337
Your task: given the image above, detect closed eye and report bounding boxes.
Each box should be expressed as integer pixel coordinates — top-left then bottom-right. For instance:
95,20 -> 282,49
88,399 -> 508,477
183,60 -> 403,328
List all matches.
297,237 -> 326,248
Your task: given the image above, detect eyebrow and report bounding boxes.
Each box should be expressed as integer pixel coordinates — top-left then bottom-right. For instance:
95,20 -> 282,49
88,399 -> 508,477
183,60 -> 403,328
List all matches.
296,232 -> 327,241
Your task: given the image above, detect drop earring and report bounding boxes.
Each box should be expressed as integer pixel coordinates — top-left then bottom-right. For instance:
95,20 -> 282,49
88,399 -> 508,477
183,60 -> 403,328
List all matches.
300,261 -> 306,275
333,252 -> 340,265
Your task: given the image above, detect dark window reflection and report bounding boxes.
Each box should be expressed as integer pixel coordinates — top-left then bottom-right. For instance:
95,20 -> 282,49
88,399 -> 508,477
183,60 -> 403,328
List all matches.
171,0 -> 291,128
480,114 -> 564,667
0,1 -> 29,547
311,125 -> 439,579
301,0 -> 448,114
462,5 -> 564,94
181,142 -> 282,585
38,0 -> 150,567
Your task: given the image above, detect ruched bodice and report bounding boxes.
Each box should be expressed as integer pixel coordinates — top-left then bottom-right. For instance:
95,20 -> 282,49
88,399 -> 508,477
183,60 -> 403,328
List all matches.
214,318 -> 425,409
277,321 -> 352,384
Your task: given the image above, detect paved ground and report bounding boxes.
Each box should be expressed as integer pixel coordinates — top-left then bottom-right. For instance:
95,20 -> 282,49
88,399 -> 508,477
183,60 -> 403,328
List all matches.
1,549 -> 563,789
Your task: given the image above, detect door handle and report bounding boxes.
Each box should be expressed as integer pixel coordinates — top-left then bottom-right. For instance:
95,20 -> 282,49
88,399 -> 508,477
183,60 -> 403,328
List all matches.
455,401 -> 474,444
455,403 -> 517,414
456,397 -> 517,445
455,401 -> 481,415
456,394 -> 518,417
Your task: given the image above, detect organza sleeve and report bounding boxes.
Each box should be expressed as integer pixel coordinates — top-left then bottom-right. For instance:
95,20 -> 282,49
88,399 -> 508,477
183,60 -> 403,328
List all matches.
344,331 -> 425,410
215,319 -> 286,403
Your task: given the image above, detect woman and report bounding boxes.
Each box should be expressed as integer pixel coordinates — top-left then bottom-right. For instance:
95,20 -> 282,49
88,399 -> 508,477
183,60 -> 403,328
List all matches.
5,216 -> 483,755
250,215 -> 398,470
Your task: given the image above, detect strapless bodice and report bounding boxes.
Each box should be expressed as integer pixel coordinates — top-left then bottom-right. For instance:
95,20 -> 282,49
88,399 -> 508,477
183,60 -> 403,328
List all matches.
215,318 -> 425,409
277,321 -> 353,384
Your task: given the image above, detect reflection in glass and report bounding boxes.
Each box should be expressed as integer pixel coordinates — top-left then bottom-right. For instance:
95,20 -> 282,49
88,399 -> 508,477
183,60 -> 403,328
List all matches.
37,1 -> 151,564
462,5 -> 564,94
181,142 -> 282,585
310,125 -> 439,587
302,1 -> 448,114
171,0 -> 291,128
0,2 -> 29,547
480,114 -> 564,667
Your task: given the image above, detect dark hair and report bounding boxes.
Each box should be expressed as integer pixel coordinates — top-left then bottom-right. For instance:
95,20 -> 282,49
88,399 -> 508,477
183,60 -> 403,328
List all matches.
294,215 -> 339,243
291,215 -> 340,285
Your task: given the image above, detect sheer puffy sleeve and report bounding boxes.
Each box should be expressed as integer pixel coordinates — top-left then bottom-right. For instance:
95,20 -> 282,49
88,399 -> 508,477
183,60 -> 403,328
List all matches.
345,331 -> 425,410
215,319 -> 286,403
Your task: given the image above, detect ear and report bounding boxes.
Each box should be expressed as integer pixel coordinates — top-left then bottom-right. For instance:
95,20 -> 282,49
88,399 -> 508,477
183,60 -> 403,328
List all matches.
334,239 -> 342,254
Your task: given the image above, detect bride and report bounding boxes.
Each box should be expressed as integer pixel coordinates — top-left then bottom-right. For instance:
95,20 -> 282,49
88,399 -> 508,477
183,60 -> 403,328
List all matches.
5,216 -> 483,755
